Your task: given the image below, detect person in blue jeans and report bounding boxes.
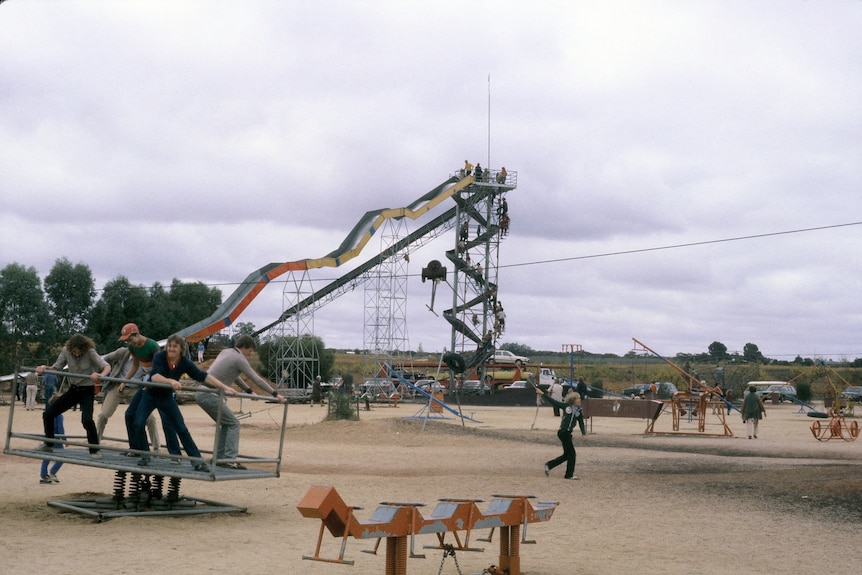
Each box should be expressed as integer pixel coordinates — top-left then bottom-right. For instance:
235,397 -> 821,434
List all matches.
40,382 -> 64,483
40,413 -> 65,483
119,323 -> 181,459
131,334 -> 236,471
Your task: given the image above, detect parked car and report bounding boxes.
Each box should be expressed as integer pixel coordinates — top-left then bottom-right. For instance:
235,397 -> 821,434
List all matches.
503,380 -> 529,390
461,379 -> 491,395
758,384 -> 796,402
490,350 -> 529,365
746,381 -> 785,397
622,382 -> 678,399
840,386 -> 862,402
359,379 -> 397,398
414,379 -> 444,393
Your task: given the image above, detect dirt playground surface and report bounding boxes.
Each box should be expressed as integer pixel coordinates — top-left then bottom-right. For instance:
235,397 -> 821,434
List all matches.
1,398 -> 861,575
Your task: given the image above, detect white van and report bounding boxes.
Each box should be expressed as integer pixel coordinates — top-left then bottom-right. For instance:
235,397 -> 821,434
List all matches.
745,381 -> 786,397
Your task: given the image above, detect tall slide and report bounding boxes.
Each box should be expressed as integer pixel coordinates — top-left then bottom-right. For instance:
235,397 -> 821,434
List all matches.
178,176 -> 473,342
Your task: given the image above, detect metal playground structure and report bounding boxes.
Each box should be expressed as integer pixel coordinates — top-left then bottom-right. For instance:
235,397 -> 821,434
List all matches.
297,485 -> 558,575
4,367 -> 288,521
3,167 -> 518,524
631,338 -> 735,437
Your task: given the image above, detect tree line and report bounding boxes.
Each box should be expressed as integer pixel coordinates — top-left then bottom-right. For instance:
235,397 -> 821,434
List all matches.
0,258 -> 222,373
500,340 -> 857,367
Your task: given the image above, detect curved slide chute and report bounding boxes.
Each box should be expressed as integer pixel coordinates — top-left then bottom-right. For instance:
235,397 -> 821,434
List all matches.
178,175 -> 471,342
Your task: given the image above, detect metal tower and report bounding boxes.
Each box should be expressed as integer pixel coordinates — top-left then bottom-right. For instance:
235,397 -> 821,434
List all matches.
444,168 -> 514,368
363,217 -> 410,376
266,269 -> 320,390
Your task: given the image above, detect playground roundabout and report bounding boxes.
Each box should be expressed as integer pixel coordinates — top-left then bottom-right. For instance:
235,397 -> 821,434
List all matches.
2,401 -> 861,575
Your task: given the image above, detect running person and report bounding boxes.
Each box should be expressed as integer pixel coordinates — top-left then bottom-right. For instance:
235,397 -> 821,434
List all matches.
536,387 -> 587,480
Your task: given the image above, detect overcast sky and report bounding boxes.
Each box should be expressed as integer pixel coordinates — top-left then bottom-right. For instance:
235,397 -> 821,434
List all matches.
2,1 -> 861,360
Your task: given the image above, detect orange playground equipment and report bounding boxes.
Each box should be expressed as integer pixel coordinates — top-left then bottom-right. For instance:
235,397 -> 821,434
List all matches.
810,410 -> 860,442
670,392 -> 734,436
632,338 -> 734,437
297,485 -> 558,575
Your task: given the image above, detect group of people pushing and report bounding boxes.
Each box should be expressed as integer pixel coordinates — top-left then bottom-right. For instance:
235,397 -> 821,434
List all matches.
34,323 -> 285,472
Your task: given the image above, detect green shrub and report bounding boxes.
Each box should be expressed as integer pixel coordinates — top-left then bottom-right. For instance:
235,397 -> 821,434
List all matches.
326,391 -> 359,421
796,381 -> 812,403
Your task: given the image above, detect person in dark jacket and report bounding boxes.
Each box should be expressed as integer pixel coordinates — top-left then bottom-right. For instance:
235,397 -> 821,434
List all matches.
536,387 -> 587,480
132,334 -> 236,471
742,385 -> 766,439
576,377 -> 588,400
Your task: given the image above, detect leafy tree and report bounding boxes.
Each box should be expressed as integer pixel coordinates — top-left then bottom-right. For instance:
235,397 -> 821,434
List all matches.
233,322 -> 256,337
86,276 -> 151,347
0,263 -> 51,366
259,334 -> 334,384
168,279 -> 222,328
86,277 -> 221,346
44,257 -> 95,336
743,342 -> 764,364
708,341 -> 727,361
499,342 -> 536,357
141,281 -> 182,340
0,263 -> 51,341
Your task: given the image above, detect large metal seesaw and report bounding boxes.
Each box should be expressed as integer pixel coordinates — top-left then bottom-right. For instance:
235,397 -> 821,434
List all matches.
297,485 -> 559,575
4,366 -> 288,521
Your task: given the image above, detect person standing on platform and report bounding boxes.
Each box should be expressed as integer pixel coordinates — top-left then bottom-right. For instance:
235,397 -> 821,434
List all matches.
119,323 -> 181,458
133,334 -> 236,471
35,334 -> 110,459
97,346 -> 161,451
196,334 -> 285,469
463,160 -> 473,177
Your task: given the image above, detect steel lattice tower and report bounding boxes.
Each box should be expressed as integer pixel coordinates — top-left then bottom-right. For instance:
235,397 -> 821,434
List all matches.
266,269 -> 320,390
363,217 -> 410,376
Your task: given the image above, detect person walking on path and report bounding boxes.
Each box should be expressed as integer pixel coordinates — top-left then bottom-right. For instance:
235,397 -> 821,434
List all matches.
311,375 -> 323,406
536,386 -> 587,480
548,379 -> 563,417
196,334 -> 285,469
742,385 -> 766,439
25,372 -> 38,410
35,334 -> 110,458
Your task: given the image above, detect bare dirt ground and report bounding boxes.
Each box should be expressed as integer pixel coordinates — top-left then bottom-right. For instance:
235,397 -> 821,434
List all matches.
1,398 -> 861,575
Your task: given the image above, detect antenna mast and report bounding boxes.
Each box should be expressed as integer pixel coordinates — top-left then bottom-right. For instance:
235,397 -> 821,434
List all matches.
487,73 -> 491,168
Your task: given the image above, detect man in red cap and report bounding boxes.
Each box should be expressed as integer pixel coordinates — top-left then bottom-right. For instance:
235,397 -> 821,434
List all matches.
97,345 -> 161,451
118,324 -> 181,459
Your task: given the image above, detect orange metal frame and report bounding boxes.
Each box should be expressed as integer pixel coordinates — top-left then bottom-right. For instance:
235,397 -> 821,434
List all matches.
810,410 -> 860,441
296,485 -> 558,575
